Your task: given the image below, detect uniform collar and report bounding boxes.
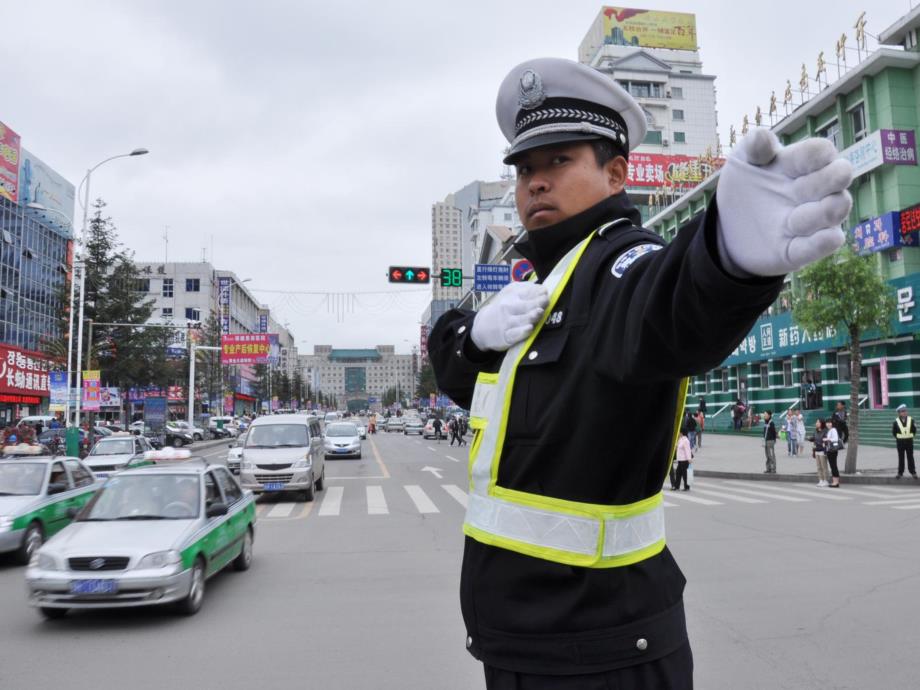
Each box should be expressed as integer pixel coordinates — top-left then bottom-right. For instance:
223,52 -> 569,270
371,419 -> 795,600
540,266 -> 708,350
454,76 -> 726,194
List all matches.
514,192 -> 641,278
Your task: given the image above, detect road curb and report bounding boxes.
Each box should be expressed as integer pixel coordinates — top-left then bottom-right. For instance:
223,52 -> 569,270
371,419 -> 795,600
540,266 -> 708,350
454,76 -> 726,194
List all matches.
190,438 -> 233,452
694,469 -> 920,486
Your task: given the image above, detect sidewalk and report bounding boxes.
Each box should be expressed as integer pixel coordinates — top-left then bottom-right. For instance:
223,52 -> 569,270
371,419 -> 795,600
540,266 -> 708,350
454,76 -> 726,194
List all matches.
692,433 -> 920,486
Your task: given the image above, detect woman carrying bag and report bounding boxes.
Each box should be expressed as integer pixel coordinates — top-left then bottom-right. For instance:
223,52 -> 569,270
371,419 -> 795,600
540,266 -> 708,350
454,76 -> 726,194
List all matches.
811,419 -> 830,487
823,417 -> 843,487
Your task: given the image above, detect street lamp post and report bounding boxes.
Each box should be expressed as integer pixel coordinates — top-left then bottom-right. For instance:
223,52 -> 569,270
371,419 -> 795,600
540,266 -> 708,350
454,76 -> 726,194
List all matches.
71,148 -> 149,433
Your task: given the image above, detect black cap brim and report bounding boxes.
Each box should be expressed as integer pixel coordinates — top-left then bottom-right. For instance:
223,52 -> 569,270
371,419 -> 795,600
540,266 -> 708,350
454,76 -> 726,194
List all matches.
503,132 -> 606,165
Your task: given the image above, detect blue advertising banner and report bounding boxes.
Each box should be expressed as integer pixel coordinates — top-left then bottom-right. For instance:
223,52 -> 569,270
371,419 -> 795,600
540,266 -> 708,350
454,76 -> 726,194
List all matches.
218,277 -> 232,333
18,148 -> 75,236
143,396 -> 168,432
49,371 -> 67,411
475,264 -> 511,292
851,212 -> 917,255
722,273 -> 920,366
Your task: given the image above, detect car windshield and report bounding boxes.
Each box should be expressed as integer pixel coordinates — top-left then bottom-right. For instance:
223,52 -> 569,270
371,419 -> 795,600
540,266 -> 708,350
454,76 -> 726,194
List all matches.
246,424 -> 309,448
326,424 -> 358,437
90,439 -> 134,456
0,463 -> 45,495
81,474 -> 200,520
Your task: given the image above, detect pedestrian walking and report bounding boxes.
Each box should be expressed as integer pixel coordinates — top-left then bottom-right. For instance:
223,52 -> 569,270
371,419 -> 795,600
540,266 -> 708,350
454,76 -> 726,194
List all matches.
695,409 -> 705,449
674,430 -> 692,491
428,55 -> 852,688
432,416 -> 443,444
783,410 -> 798,456
833,401 -> 850,444
824,419 -> 842,487
795,409 -> 806,451
892,404 -> 918,479
763,411 -> 778,473
459,416 -> 468,445
684,411 -> 697,451
810,419 -> 830,487
449,417 -> 464,447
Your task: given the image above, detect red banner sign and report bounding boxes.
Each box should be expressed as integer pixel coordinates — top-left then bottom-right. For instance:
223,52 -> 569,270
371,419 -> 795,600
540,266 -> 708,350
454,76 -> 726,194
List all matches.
626,153 -> 725,188
221,333 -> 272,364
0,345 -> 53,398
0,120 -> 21,202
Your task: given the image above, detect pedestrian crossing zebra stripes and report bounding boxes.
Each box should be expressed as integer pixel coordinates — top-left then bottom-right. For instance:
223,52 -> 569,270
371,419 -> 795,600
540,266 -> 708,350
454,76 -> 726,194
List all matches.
250,480 -> 920,521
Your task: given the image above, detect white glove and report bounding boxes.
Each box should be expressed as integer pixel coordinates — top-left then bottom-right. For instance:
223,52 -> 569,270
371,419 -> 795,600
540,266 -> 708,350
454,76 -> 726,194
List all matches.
471,281 -> 549,352
716,129 -> 854,277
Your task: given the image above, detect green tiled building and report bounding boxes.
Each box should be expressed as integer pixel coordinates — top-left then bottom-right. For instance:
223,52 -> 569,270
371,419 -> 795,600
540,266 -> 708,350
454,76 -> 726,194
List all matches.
645,8 -> 920,444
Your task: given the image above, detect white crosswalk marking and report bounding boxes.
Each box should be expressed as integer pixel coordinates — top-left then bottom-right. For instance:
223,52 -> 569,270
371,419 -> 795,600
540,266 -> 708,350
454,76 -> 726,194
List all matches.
318,486 -> 344,516
405,485 -> 439,513
688,487 -> 767,504
662,501 -> 678,508
366,486 -> 388,515
723,481 -> 850,501
266,502 -> 297,518
699,482 -> 808,502
892,503 -> 920,510
869,497 -> 920,506
819,486 -> 904,499
427,446 -> 438,452
665,491 -> 722,506
442,484 -> 468,508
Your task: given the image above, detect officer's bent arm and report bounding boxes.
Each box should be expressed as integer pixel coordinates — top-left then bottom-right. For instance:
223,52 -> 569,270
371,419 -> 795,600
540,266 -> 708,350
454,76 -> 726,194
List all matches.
428,309 -> 503,410
589,198 -> 785,383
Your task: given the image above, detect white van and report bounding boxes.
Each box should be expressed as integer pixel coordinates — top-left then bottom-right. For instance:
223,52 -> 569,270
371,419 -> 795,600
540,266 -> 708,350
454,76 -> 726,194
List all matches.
237,414 -> 325,501
19,415 -> 56,428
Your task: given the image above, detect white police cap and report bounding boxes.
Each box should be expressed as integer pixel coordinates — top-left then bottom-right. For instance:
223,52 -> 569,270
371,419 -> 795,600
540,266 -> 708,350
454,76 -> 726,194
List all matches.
897,404 -> 908,411
496,57 -> 647,165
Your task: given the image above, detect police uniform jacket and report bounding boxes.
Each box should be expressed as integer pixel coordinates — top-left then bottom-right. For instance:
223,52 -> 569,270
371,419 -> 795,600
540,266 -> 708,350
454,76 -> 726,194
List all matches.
429,192 -> 784,675
892,417 -> 916,446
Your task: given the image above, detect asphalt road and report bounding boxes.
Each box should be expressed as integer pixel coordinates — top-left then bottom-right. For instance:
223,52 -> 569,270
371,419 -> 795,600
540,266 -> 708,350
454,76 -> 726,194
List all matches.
1,433 -> 918,689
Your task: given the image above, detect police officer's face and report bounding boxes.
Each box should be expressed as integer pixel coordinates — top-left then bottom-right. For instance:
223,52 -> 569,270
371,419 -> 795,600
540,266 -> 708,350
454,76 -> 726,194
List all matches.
514,143 -> 627,230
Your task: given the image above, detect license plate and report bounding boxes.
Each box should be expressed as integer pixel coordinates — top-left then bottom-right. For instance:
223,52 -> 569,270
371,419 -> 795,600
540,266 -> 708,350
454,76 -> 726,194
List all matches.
335,448 -> 349,453
70,579 -> 118,595
263,482 -> 285,491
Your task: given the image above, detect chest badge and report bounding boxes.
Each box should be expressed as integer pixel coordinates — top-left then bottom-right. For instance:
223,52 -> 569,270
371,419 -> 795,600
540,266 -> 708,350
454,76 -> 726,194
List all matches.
544,308 -> 565,329
611,243 -> 663,278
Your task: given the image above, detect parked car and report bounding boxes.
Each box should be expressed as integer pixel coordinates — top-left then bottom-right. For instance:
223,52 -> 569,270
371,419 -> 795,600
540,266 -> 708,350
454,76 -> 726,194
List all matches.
208,416 -> 239,438
226,430 -> 248,475
26,458 -> 256,618
171,421 -> 206,442
84,433 -> 156,478
164,425 -> 195,447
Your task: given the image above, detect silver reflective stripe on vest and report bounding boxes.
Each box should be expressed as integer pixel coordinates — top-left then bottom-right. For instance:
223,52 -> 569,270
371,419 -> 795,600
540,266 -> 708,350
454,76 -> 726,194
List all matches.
463,222 -> 667,565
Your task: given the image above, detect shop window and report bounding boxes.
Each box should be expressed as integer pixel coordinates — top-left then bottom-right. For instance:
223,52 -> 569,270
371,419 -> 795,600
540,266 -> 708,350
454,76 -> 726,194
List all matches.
162,278 -> 174,297
673,132 -> 686,143
721,368 -> 729,392
838,351 -> 851,382
670,87 -> 683,99
185,308 -> 200,321
760,363 -> 769,389
643,130 -> 663,145
162,307 -> 173,319
888,248 -> 903,263
849,104 -> 867,142
817,120 -> 842,151
672,109 -> 685,121
186,278 -> 200,292
783,361 -> 793,387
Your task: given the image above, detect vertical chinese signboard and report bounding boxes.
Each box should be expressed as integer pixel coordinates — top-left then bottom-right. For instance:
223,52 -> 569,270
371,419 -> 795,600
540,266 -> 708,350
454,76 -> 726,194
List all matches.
0,120 -> 21,203
49,371 -> 68,412
218,276 -> 232,334
82,370 -> 101,412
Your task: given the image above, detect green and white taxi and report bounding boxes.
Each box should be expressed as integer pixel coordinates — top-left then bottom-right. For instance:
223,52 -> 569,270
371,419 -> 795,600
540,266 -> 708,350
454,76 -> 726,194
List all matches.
26,452 -> 256,619
0,448 -> 99,564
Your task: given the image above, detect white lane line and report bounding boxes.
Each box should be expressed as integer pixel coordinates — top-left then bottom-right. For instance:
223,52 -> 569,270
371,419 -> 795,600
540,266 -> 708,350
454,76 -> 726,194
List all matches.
687,487 -> 767,504
665,491 -> 723,506
892,503 -> 920,510
427,446 -> 438,452
405,485 -> 439,514
662,501 -> 678,508
723,481 -> 851,501
366,486 -> 389,515
698,482 -> 809,502
442,484 -> 468,508
318,486 -> 344,516
864,496 -> 920,506
445,455 -> 461,463
266,502 -> 297,518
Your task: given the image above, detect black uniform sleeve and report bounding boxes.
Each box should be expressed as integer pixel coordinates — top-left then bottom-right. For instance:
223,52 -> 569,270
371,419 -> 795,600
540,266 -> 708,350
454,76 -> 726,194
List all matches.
428,309 -> 504,410
587,196 -> 784,383
893,421 -> 899,438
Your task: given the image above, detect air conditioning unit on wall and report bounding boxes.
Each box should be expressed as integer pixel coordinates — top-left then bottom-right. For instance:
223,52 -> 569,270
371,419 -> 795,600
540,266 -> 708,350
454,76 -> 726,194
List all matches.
662,139 -> 669,146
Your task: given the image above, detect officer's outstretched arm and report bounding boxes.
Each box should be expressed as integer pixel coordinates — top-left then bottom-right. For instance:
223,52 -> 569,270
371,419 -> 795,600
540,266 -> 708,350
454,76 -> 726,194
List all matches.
428,308 -> 504,410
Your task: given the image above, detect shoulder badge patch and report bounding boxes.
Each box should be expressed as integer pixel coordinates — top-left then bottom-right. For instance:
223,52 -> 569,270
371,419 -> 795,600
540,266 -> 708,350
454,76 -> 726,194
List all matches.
610,243 -> 663,278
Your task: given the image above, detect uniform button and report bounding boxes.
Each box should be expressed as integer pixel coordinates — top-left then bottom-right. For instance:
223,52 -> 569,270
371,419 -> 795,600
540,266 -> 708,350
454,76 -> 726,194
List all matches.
528,351 -> 538,361
466,636 -> 473,649
458,325 -> 467,334
636,638 -> 648,652
456,350 -> 462,358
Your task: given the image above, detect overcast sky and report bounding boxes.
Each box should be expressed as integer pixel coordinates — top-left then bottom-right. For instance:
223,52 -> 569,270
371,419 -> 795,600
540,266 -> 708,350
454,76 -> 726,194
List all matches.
4,0 -> 910,354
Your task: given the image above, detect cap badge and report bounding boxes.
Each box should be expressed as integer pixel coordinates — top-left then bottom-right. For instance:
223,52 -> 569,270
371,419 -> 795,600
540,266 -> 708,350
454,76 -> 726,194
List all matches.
518,69 -> 546,110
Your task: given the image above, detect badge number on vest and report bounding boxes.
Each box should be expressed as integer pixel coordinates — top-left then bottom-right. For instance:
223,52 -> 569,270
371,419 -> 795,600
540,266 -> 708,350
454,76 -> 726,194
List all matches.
544,309 -> 565,328
611,243 -> 663,278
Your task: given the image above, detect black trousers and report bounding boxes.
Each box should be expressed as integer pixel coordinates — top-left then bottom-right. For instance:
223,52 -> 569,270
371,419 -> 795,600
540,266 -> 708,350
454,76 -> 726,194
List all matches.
826,450 -> 840,478
483,642 -> 693,689
897,441 -> 916,475
675,461 -> 690,489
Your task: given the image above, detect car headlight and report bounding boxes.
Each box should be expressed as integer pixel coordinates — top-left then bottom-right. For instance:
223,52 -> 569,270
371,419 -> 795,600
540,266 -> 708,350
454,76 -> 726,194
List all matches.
241,461 -> 254,471
0,515 -> 13,532
30,552 -> 59,570
293,457 -> 312,469
136,550 -> 181,569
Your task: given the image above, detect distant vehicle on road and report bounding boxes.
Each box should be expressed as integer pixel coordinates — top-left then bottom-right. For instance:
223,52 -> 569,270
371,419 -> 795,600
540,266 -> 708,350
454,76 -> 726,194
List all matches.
84,434 -> 155,478
324,422 -> 362,459
238,414 -> 325,501
403,418 -> 424,436
385,417 -> 405,433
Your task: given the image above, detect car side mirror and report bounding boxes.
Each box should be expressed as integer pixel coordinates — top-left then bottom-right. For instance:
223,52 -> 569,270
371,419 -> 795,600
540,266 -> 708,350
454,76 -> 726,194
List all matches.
47,482 -> 68,495
206,502 -> 228,518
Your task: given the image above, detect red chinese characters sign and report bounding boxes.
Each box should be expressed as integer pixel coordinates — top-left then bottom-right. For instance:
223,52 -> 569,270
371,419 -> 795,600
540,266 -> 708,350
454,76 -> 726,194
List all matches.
0,120 -> 21,202
221,333 -> 272,364
626,153 -> 725,188
0,345 -> 53,398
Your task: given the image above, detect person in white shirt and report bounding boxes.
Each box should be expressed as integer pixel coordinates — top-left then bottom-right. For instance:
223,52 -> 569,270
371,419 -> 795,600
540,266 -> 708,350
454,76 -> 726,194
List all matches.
823,419 -> 841,487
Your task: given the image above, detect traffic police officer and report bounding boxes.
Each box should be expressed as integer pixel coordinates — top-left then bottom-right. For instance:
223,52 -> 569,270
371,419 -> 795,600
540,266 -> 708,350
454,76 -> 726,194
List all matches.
428,57 -> 854,688
892,404 -> 918,479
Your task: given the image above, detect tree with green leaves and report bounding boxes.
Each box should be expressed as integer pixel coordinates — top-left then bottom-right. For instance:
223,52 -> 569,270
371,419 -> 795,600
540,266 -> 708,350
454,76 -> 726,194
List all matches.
792,245 -> 896,473
415,362 -> 438,399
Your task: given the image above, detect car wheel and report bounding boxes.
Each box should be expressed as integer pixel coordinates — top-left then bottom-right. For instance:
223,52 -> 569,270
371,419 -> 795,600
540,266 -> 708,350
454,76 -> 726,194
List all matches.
16,522 -> 43,565
302,473 -> 315,502
39,607 -> 68,620
194,433 -> 202,442
177,558 -> 206,615
315,468 -> 325,492
172,437 -> 183,448
356,452 -> 362,460
232,528 -> 253,572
